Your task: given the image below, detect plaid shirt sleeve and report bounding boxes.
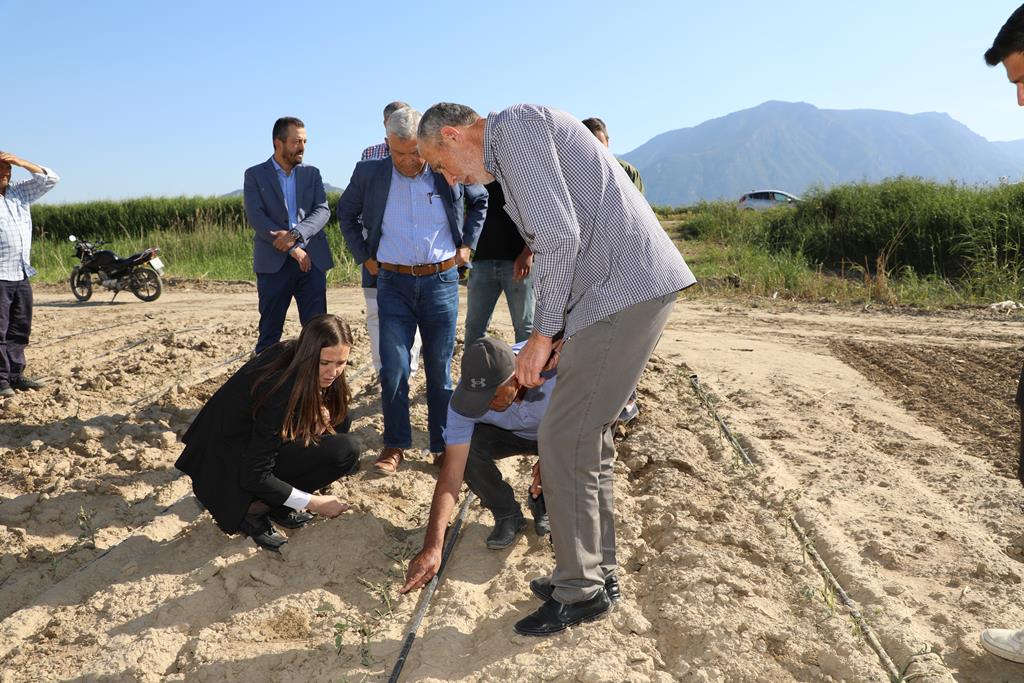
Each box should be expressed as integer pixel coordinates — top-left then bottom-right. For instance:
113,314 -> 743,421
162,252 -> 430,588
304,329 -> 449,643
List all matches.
360,142 -> 389,161
11,167 -> 59,204
491,117 -> 578,338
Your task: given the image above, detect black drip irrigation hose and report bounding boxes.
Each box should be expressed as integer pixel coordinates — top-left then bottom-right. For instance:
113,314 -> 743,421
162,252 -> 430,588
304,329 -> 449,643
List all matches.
387,491 -> 477,683
685,372 -> 904,682
687,375 -> 755,467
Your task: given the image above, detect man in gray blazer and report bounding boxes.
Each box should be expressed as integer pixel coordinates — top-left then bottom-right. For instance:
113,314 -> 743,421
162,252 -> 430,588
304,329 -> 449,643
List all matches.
244,116 -> 333,354
339,107 -> 487,476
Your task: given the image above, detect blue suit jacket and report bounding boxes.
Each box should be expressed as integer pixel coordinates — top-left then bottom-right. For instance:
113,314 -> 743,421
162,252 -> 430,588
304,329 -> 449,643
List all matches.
338,159 -> 488,287
243,157 -> 333,274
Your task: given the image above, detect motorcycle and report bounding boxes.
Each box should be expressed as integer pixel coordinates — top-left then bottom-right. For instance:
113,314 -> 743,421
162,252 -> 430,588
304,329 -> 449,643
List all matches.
67,235 -> 165,303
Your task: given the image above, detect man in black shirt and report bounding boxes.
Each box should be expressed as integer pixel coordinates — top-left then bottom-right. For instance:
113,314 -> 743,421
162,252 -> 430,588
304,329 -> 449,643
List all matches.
464,181 -> 535,344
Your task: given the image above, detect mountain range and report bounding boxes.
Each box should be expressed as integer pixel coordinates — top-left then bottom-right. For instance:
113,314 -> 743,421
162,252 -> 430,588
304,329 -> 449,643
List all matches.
621,101 -> 1024,206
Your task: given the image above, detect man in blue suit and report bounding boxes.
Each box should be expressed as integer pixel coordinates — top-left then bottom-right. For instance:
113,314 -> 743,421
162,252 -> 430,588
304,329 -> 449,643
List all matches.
244,116 -> 333,354
339,107 -> 487,476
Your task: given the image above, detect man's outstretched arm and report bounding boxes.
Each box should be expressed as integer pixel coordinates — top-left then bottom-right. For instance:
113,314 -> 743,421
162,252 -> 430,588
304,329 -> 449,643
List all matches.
400,441 -> 471,593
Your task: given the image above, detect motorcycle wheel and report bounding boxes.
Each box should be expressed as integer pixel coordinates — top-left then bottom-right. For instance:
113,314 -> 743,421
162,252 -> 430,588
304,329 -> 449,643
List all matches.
130,266 -> 162,302
70,266 -> 93,302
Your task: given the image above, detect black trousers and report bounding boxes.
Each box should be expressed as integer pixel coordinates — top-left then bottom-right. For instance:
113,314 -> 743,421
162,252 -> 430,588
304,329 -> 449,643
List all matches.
0,278 -> 32,385
463,423 -> 538,520
261,433 -> 360,506
255,259 -> 327,354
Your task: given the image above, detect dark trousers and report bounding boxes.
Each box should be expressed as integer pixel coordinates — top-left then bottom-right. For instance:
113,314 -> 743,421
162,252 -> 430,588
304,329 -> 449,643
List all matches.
255,259 -> 327,354
265,433 -> 361,503
0,278 -> 32,384
463,423 -> 538,520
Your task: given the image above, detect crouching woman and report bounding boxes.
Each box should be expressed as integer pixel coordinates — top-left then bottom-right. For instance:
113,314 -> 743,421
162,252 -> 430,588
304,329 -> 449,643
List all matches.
175,314 -> 360,551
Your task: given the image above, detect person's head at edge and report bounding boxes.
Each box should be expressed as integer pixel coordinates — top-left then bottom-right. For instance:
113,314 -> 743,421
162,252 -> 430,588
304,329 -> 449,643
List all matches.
252,314 -> 353,446
272,116 -> 306,173
383,100 -> 409,127
985,4 -> 1024,106
0,157 -> 11,195
417,103 -> 494,187
386,108 -> 427,178
581,117 -> 610,148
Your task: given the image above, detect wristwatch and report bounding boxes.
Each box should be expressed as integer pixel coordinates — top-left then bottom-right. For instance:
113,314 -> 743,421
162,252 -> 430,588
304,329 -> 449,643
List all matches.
288,229 -> 302,243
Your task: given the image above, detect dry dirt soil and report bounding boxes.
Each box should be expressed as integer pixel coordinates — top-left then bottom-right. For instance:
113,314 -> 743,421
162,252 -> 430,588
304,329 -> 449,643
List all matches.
1,284 -> 1023,682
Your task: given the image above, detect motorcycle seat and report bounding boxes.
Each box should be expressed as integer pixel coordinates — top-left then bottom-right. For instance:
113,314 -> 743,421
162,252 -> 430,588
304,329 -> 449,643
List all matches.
112,251 -> 151,267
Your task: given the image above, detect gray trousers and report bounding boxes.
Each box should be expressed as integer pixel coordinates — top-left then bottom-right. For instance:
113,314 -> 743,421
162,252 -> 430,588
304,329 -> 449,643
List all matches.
539,292 -> 677,604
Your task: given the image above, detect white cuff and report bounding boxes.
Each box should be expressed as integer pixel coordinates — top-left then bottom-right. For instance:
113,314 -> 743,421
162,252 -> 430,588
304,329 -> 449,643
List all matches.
283,487 -> 312,510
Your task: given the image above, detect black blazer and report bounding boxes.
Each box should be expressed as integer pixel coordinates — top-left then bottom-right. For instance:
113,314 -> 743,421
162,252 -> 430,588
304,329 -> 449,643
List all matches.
175,345 -> 350,533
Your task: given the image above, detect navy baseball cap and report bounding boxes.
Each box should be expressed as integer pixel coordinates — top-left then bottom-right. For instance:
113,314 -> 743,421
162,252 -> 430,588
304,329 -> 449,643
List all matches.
451,336 -> 516,418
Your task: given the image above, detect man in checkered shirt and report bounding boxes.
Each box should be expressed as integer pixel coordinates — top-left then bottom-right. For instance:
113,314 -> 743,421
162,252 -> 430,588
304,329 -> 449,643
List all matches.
417,103 -> 695,636
359,100 -> 409,161
0,152 -> 59,398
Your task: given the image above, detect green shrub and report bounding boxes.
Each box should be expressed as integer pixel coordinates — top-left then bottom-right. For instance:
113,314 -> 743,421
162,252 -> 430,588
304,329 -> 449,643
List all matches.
659,179 -> 1024,303
33,193 -> 342,240
30,194 -> 358,285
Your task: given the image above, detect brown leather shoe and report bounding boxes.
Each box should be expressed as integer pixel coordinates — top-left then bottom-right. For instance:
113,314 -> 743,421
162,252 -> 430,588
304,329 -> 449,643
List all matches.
374,447 -> 404,475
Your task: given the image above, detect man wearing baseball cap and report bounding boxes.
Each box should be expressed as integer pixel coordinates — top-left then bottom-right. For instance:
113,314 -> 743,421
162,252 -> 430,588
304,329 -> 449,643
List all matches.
400,336 -> 554,593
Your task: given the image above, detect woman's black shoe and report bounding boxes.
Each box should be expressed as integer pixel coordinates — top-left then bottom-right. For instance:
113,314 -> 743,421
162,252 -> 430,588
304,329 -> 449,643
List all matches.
238,515 -> 288,551
268,507 -> 314,529
513,590 -> 611,637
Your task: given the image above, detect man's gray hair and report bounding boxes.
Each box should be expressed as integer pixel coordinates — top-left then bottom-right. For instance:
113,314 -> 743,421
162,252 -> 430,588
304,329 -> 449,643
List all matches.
386,107 -> 422,140
418,103 -> 481,144
383,101 -> 410,121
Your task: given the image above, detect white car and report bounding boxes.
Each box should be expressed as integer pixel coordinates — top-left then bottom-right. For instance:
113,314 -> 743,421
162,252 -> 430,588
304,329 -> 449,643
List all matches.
737,190 -> 800,211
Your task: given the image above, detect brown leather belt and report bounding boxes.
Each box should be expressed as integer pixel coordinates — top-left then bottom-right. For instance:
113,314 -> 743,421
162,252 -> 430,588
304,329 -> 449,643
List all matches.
377,257 -> 457,276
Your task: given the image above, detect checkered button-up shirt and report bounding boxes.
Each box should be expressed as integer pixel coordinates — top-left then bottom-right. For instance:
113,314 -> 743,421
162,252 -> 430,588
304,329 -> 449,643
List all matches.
0,167 -> 59,281
360,140 -> 389,161
483,105 -> 695,338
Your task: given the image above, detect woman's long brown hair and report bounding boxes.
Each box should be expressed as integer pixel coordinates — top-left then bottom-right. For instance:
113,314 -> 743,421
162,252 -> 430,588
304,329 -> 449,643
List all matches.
250,314 -> 354,446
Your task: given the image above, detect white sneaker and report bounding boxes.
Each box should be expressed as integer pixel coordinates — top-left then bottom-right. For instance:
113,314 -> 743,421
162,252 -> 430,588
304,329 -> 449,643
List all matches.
980,628 -> 1024,663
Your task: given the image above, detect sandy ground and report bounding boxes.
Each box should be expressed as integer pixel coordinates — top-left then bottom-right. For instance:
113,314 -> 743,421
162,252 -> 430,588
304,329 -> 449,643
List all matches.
1,283 -> 1023,682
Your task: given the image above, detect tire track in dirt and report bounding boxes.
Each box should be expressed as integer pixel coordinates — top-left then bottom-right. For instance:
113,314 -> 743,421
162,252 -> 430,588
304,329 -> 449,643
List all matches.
831,340 -> 1021,478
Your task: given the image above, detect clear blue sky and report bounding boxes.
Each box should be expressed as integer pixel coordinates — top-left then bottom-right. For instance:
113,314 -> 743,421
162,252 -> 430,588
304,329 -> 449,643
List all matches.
5,0 -> 1023,203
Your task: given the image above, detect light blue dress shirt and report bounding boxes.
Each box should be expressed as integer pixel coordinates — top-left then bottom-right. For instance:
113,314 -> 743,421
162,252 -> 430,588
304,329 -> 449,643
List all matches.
444,342 -> 556,444
376,164 -> 455,266
271,158 -> 298,229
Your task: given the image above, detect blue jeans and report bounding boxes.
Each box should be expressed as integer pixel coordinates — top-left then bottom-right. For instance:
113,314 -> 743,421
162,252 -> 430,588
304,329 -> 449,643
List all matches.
377,266 -> 459,452
464,259 -> 534,344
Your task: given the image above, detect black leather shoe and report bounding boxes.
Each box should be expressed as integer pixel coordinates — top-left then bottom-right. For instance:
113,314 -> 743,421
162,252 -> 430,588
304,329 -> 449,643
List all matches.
530,574 -> 621,604
486,514 -> 528,550
0,382 -> 13,398
238,514 -> 287,552
513,591 -> 611,637
11,377 -> 44,391
605,574 -> 621,603
268,507 -> 314,529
